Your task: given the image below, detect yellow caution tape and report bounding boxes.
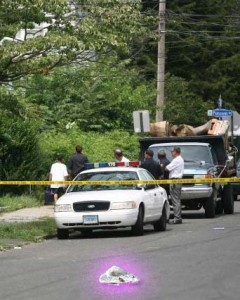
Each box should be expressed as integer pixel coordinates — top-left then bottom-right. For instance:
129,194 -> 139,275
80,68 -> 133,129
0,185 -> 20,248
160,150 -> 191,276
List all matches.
0,178 -> 240,185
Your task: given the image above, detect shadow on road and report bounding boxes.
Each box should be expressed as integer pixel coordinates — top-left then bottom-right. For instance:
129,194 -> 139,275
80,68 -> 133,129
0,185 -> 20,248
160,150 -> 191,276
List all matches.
63,206 -> 239,240
69,228 -> 167,240
181,210 -> 239,219
67,225 -> 175,240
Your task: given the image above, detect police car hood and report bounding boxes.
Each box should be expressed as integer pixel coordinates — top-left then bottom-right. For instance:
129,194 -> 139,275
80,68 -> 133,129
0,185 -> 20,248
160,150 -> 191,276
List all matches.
58,189 -> 142,204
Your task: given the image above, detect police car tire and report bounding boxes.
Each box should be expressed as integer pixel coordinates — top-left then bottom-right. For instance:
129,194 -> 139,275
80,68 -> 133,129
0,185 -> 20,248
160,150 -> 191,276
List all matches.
57,228 -> 69,239
222,184 -> 234,214
153,204 -> 167,231
131,206 -> 144,236
81,229 -> 93,237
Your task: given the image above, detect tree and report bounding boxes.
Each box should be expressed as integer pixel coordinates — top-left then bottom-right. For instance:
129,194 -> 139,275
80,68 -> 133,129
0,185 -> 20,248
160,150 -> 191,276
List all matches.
0,0 -> 149,83
141,0 -> 240,110
164,74 -> 213,126
14,57 -> 156,131
166,1 -> 240,99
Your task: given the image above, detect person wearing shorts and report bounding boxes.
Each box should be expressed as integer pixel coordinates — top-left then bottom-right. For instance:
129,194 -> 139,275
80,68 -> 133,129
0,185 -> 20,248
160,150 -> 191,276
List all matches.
49,155 -> 68,204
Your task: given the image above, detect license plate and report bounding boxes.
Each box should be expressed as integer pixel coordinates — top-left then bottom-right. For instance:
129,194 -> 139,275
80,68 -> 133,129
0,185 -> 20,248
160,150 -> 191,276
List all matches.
83,215 -> 99,224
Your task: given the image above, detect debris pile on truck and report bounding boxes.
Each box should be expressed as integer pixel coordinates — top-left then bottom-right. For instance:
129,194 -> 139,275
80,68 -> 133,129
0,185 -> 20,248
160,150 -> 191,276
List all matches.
150,119 -> 230,149
150,119 -> 229,137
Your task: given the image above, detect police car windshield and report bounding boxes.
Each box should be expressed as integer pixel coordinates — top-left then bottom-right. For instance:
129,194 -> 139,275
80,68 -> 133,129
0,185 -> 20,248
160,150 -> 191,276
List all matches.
67,171 -> 139,192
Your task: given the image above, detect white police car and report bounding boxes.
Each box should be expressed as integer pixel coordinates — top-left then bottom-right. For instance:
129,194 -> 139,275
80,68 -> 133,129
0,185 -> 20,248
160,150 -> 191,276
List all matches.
54,161 -> 169,239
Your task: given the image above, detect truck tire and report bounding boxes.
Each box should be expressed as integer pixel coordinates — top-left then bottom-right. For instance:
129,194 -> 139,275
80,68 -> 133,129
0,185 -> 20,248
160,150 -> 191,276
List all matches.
215,200 -> 224,215
131,205 -> 144,236
215,186 -> 223,215
204,187 -> 216,218
222,184 -> 234,214
153,204 -> 167,232
57,228 -> 69,239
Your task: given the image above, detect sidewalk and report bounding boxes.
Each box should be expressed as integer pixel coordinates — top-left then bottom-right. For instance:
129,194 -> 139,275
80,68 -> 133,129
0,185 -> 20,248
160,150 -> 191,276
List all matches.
0,205 -> 54,223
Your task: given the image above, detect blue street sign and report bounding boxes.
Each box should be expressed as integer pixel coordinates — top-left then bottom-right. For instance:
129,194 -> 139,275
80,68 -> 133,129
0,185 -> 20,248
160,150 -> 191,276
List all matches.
207,109 -> 233,117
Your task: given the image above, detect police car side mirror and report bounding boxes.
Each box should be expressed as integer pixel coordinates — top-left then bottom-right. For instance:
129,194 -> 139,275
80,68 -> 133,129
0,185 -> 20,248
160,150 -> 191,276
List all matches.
137,183 -> 146,190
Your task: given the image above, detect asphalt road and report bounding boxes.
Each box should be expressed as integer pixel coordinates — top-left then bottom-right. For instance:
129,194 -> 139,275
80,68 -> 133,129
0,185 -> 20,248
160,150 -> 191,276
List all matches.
1,203 -> 240,300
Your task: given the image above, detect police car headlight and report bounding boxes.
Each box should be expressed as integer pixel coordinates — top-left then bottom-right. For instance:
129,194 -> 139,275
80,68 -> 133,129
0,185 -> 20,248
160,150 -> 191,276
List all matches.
55,204 -> 73,212
111,201 -> 137,210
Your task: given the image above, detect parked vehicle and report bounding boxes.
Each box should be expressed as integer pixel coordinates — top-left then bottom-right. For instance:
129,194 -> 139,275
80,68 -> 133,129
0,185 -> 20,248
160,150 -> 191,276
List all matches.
139,135 -> 239,218
54,165 -> 169,239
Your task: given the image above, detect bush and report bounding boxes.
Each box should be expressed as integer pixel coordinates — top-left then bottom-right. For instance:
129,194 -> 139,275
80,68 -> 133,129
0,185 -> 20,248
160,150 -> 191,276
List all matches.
0,115 -> 42,194
39,128 -> 140,178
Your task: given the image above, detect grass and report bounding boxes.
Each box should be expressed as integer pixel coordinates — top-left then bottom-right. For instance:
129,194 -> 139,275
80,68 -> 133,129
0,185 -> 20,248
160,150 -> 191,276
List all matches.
0,194 -> 42,213
0,194 -> 55,251
0,242 -> 12,251
0,217 -> 56,251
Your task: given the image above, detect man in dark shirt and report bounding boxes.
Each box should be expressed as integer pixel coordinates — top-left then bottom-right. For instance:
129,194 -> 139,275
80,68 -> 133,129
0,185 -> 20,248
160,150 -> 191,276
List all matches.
68,145 -> 89,179
158,149 -> 170,178
140,149 -> 162,179
158,149 -> 170,195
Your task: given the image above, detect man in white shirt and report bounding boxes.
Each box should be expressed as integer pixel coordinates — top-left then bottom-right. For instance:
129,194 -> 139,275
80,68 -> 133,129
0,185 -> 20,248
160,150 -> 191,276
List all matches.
166,146 -> 184,224
49,155 -> 68,204
114,149 -> 130,163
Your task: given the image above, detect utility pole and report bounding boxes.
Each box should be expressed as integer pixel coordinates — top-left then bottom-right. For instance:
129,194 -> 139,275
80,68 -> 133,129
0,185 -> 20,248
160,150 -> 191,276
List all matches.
156,0 -> 166,122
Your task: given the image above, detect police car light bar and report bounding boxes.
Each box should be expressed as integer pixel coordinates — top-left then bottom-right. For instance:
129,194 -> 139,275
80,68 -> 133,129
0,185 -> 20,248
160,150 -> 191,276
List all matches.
84,161 -> 140,169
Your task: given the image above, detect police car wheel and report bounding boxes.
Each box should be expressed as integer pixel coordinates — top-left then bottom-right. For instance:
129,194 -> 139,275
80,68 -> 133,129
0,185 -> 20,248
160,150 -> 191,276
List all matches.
131,206 -> 144,236
153,204 -> 167,231
81,229 -> 93,237
57,228 -> 69,239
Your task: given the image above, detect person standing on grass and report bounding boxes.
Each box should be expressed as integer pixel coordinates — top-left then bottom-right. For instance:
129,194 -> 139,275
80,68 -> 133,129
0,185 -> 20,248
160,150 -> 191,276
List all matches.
69,145 -> 89,179
166,146 -> 184,224
49,155 -> 68,204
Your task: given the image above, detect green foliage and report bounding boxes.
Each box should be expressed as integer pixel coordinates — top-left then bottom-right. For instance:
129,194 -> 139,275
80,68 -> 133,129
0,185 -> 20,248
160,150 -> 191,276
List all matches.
16,58 -> 156,131
40,128 -> 140,178
141,0 -> 240,110
0,218 -> 56,244
164,74 -> 213,126
0,116 -> 41,181
0,195 -> 41,212
0,0 -> 150,83
0,97 -> 42,193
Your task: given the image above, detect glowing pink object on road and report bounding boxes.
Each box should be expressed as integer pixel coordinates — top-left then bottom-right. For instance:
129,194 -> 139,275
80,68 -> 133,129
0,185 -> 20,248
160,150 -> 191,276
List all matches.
99,265 -> 140,285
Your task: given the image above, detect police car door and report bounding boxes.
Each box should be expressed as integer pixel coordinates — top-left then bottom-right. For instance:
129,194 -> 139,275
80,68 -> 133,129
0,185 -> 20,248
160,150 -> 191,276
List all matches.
139,170 -> 161,222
